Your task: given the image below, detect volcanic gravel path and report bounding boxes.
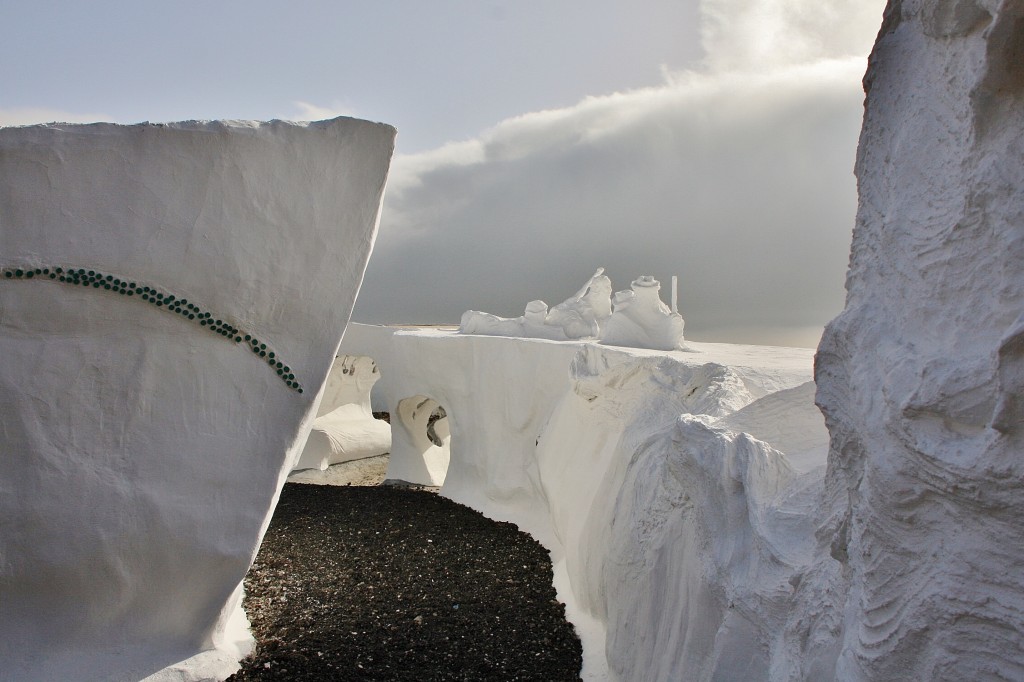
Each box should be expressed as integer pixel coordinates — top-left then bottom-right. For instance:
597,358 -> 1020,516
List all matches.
227,483 -> 582,681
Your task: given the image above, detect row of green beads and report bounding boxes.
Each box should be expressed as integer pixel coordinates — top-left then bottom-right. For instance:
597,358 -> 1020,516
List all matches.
2,265 -> 303,393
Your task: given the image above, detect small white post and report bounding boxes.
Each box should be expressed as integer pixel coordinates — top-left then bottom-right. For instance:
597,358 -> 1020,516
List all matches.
671,275 -> 678,313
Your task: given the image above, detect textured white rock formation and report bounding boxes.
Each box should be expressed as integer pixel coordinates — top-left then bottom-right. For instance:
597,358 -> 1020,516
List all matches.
0,119 -> 395,681
293,355 -> 391,471
340,324 -> 827,680
813,1 -> 1024,679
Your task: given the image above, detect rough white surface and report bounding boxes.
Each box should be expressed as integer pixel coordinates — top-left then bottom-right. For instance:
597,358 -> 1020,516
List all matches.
0,119 -> 395,681
813,1 -> 1024,679
340,324 -> 828,680
293,355 -> 391,471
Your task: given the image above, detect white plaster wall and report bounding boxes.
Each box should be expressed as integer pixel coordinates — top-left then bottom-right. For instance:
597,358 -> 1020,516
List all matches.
0,119 -> 395,681
814,1 -> 1024,679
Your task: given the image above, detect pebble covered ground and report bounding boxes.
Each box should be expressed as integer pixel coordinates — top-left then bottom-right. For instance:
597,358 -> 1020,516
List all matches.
227,483 -> 583,681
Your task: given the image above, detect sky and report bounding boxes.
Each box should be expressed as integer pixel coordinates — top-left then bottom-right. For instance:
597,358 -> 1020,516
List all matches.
0,0 -> 886,347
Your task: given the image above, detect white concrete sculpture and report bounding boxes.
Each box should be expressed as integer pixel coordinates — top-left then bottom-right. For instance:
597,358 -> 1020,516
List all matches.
599,275 -> 685,351
543,267 -> 614,339
0,119 -> 395,681
460,299 -> 555,339
460,268 -> 613,341
293,355 -> 392,472
390,395 -> 451,486
459,267 -> 684,350
813,1 -> 1024,679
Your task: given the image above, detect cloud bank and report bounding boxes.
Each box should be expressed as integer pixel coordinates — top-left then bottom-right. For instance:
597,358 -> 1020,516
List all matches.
355,0 -> 884,347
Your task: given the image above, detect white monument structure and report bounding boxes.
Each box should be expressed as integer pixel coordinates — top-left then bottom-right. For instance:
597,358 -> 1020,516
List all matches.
0,118 -> 395,681
459,267 -> 684,351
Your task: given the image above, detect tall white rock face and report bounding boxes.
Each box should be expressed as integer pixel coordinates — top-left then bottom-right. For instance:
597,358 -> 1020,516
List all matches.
0,119 -> 395,680
816,1 -> 1024,679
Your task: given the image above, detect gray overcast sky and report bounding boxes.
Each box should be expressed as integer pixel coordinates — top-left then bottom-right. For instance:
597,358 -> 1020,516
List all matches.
1,0 -> 886,348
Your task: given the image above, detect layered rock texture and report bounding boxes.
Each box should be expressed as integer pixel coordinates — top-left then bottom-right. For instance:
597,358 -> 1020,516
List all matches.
0,119 -> 395,681
815,0 -> 1024,679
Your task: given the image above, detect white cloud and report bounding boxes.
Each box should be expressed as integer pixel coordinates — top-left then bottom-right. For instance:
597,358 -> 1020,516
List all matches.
699,0 -> 884,71
356,57 -> 868,347
287,100 -> 357,122
0,107 -> 111,127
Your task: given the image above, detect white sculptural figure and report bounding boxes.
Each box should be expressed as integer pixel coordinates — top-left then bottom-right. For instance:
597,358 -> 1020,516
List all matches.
600,276 -> 685,351
544,267 -> 613,339
459,268 -> 613,341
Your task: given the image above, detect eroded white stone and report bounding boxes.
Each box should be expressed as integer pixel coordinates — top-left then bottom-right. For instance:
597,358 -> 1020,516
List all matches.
812,1 -> 1024,679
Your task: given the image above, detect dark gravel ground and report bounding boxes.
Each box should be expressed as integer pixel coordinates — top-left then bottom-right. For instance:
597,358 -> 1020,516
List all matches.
227,483 -> 582,681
